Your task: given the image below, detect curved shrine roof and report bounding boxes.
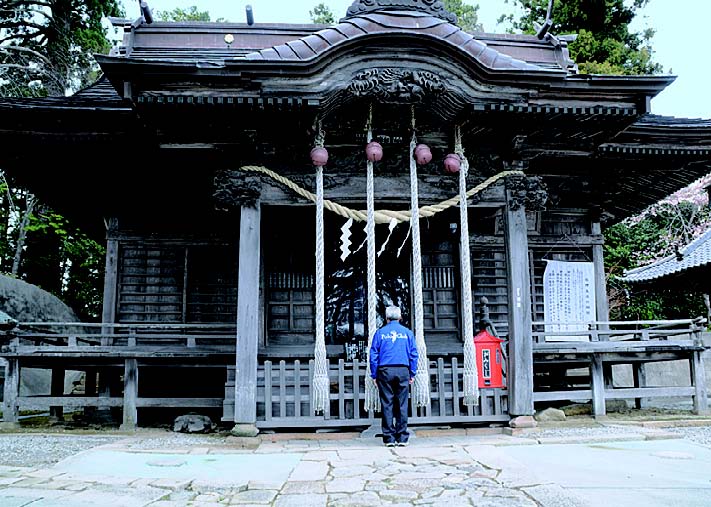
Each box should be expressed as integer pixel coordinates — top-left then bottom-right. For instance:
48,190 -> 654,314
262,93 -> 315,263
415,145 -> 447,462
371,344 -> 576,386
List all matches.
109,12 -> 573,75
623,228 -> 711,283
241,11 -> 558,74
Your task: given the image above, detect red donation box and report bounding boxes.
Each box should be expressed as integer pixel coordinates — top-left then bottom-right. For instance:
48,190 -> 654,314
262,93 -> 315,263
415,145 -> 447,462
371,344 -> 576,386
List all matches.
473,330 -> 505,388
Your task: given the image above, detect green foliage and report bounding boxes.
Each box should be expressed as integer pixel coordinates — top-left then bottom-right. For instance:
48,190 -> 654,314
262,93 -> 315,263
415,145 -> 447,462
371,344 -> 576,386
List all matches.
444,0 -> 482,32
0,0 -> 124,97
310,3 -> 335,24
500,0 -> 661,75
0,173 -> 104,320
156,6 -> 222,22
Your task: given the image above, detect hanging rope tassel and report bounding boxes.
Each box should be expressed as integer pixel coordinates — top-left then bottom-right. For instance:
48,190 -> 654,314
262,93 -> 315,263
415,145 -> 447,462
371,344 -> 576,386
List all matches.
364,105 -> 380,413
312,123 -> 329,415
409,110 -> 431,408
455,126 -> 479,406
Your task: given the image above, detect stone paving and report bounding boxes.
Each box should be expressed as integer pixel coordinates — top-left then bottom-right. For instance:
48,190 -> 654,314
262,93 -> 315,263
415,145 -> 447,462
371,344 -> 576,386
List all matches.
0,422 -> 710,506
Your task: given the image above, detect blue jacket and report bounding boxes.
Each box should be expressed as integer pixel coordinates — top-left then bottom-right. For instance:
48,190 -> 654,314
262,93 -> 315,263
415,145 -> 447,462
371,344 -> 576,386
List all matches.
369,320 -> 419,379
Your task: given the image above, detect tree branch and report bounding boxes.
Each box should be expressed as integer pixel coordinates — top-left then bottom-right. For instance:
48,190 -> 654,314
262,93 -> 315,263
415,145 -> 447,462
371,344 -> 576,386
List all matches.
0,0 -> 51,9
0,7 -> 52,19
0,63 -> 50,76
0,45 -> 52,65
12,193 -> 36,276
0,20 -> 47,32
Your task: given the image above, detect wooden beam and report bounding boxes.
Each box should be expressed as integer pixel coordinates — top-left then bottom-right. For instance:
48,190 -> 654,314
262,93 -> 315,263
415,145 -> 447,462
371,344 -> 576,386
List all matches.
235,203 -> 261,424
17,396 -> 124,410
504,186 -> 534,417
256,174 -> 505,206
534,390 -> 593,402
121,358 -> 138,430
2,359 -> 19,424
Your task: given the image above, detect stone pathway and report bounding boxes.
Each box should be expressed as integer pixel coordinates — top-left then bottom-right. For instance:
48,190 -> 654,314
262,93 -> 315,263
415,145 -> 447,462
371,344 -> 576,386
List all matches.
1,423 -> 710,506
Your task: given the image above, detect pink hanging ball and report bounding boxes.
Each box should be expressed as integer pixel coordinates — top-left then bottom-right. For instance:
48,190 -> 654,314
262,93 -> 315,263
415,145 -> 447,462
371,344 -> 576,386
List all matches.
414,143 -> 432,165
444,153 -> 461,174
310,147 -> 329,166
365,141 -> 383,162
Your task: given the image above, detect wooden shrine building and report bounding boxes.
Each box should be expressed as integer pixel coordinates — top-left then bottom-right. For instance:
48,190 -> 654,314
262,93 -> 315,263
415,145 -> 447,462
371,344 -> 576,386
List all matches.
1,0 -> 710,430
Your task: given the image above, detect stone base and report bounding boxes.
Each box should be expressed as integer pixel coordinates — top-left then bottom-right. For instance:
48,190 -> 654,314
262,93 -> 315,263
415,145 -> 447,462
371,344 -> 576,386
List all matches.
231,423 -> 260,437
0,421 -> 20,430
119,423 -> 137,431
509,415 -> 538,429
226,436 -> 261,449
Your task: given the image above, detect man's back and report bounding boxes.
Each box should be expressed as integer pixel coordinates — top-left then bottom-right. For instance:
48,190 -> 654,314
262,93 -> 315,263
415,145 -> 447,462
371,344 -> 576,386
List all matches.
370,320 -> 418,378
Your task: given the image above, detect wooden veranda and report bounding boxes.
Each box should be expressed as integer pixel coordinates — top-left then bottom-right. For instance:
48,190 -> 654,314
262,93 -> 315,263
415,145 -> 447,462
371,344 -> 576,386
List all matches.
1,317 -> 706,428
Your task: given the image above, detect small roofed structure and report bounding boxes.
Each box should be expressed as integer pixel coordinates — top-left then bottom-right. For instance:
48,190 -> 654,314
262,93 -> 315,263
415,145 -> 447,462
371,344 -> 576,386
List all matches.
623,228 -> 711,291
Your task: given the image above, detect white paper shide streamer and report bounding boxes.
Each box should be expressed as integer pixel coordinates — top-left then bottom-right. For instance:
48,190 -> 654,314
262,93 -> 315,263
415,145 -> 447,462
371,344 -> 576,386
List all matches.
339,218 -> 353,261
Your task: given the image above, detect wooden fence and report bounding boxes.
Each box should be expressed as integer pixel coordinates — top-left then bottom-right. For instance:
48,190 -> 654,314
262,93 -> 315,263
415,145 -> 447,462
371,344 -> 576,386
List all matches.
224,357 -> 509,427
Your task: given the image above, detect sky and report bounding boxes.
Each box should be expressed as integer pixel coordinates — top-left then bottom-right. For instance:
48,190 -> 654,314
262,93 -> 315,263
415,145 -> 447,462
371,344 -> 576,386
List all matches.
131,0 -> 711,119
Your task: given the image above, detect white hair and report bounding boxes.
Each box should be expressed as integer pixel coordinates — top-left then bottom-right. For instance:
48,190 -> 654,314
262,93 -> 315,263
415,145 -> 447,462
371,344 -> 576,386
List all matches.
385,306 -> 401,321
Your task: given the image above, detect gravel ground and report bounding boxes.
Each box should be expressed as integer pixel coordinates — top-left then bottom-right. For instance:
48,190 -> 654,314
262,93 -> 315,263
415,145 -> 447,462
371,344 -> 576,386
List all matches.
532,424 -> 643,439
2,424 -> 711,468
0,434 -> 122,467
120,432 -> 230,450
664,426 -> 711,448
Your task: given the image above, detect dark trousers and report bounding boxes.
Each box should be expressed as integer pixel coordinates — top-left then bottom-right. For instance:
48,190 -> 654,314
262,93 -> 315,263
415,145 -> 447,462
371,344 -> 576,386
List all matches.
377,365 -> 410,443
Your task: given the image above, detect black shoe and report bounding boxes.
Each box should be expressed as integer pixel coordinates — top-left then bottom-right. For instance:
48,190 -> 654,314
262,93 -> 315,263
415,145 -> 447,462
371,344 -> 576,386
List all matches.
396,441 -> 409,447
385,442 -> 396,447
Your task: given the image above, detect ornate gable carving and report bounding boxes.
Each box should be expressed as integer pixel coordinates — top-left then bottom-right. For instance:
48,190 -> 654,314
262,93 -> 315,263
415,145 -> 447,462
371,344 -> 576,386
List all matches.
347,68 -> 446,103
344,0 -> 457,24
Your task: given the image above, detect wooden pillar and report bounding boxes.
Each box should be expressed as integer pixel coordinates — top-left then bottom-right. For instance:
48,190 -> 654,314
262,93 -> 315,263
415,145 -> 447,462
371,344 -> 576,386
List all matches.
633,363 -> 648,409
85,369 -> 97,395
101,218 -> 119,346
591,222 -> 609,328
121,359 -> 138,430
234,204 -> 261,427
49,367 -> 65,422
504,184 -> 534,418
591,354 -> 606,417
691,351 -> 709,415
1,359 -> 19,424
83,368 -> 97,419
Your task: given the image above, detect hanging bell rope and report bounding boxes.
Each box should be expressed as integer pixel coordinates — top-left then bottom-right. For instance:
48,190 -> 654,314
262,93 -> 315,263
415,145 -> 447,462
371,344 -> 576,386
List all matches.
237,165 -> 524,224
455,125 -> 479,406
364,104 -> 381,413
311,121 -> 329,415
409,107 -> 431,408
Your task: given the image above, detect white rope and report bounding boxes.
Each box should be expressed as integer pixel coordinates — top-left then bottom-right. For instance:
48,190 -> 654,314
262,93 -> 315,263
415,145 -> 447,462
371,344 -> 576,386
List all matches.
312,125 -> 329,415
456,126 -> 479,406
409,111 -> 430,408
237,165 -> 524,225
364,105 -> 380,413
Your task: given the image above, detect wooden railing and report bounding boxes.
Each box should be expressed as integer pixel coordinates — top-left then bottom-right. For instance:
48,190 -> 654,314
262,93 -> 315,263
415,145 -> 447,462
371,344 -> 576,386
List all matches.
0,322 -> 236,353
531,318 -> 705,344
531,318 -> 708,416
223,357 -> 509,427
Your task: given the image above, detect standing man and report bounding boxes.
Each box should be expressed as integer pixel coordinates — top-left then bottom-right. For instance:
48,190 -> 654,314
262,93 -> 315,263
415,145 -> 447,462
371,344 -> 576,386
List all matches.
370,305 -> 419,447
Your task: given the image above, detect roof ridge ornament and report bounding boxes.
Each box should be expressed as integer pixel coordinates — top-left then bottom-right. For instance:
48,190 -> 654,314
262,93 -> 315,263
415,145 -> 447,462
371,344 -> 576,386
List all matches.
343,0 -> 457,24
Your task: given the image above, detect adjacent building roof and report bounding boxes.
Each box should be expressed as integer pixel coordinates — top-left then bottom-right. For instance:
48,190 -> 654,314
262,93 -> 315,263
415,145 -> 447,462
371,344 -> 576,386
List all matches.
622,228 -> 711,283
